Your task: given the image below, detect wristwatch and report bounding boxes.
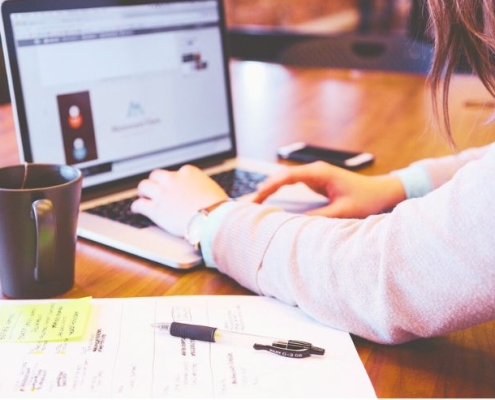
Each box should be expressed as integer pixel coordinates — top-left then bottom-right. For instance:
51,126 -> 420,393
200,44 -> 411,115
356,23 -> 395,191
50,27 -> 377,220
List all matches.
185,199 -> 230,250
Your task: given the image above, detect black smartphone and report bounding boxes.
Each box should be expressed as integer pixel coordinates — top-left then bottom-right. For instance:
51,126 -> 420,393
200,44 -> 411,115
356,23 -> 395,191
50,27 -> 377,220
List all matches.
277,142 -> 374,170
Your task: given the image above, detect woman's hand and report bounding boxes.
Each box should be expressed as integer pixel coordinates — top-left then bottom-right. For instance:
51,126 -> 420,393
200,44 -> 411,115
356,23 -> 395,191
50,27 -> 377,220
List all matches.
253,161 -> 406,218
131,165 -> 228,237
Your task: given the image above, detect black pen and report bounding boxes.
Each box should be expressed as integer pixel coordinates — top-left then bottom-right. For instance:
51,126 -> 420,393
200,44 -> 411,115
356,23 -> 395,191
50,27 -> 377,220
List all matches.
151,321 -> 325,359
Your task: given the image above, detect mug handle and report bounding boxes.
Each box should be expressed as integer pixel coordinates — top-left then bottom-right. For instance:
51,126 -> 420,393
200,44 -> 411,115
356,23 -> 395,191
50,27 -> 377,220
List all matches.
31,199 -> 56,283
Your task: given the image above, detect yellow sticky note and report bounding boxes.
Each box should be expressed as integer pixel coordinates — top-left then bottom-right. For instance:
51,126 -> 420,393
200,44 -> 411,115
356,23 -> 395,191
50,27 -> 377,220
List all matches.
0,297 -> 91,342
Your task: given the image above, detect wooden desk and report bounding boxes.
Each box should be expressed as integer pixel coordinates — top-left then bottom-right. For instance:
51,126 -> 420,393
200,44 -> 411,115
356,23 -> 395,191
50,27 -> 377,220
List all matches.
1,60 -> 495,397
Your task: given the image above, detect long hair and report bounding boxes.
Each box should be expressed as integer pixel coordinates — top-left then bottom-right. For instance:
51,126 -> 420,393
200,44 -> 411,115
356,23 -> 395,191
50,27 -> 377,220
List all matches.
427,0 -> 495,147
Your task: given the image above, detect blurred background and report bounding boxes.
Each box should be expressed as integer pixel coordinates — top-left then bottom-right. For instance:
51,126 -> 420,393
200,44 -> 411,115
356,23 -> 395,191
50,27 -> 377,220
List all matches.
224,0 -> 422,36
223,0 -> 443,74
0,0 -> 458,106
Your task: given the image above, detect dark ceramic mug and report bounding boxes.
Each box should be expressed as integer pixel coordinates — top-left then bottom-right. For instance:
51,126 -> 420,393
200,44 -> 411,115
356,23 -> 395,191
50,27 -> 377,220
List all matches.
0,163 -> 82,298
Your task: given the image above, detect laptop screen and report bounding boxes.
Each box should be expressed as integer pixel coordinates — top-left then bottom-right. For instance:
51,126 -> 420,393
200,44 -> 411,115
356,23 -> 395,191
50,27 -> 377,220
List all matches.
2,0 -> 235,188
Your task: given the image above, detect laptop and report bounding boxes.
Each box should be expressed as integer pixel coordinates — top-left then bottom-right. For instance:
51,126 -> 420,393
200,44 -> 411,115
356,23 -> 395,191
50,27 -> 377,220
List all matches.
1,0 -> 327,269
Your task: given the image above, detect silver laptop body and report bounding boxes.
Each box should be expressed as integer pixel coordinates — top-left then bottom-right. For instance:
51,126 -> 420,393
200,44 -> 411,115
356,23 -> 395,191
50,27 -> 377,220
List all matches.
1,0 -> 326,269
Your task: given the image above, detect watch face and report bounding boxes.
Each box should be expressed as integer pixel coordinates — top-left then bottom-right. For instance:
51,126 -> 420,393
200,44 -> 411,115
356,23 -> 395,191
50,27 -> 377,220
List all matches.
185,211 -> 207,248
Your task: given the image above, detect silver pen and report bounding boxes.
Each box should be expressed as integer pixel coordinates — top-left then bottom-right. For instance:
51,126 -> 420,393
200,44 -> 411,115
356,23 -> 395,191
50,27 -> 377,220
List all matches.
152,321 -> 325,359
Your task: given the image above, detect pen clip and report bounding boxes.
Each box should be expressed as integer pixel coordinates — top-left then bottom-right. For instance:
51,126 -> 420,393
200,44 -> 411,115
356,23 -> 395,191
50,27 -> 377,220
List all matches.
253,343 -> 311,358
253,340 -> 324,359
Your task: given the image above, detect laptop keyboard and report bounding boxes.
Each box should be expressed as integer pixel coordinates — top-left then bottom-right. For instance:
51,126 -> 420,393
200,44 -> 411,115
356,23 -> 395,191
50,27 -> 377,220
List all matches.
85,168 -> 267,229
210,168 -> 266,198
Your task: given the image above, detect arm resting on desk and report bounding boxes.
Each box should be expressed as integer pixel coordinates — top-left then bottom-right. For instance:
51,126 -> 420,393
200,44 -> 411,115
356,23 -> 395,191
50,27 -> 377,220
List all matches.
203,144 -> 495,344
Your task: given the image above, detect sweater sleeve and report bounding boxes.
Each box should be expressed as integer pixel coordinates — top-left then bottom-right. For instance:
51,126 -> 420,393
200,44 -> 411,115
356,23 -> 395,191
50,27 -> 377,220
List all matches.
207,145 -> 495,344
392,144 -> 493,198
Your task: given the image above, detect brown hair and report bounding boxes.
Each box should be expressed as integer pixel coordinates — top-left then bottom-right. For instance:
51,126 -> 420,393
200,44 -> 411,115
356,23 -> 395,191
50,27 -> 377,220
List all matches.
427,0 -> 495,146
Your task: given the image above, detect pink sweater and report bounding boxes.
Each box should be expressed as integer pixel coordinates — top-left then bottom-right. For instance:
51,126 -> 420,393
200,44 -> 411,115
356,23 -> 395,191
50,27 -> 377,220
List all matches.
204,144 -> 495,344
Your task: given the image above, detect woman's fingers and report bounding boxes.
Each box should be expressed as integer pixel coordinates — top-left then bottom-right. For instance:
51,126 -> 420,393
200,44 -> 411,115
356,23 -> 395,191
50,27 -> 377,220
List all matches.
136,178 -> 163,201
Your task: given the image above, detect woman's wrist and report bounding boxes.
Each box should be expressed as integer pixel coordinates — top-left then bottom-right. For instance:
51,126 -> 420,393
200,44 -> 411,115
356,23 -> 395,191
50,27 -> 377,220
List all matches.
185,199 -> 232,250
200,201 -> 241,268
378,175 -> 407,209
